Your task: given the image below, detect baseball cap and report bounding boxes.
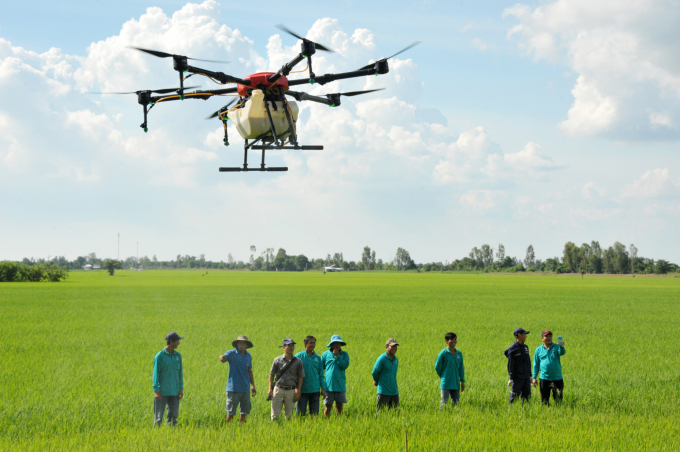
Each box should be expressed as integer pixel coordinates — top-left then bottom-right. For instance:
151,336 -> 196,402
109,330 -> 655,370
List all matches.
280,338 -> 296,347
165,332 -> 184,341
385,338 -> 399,347
542,330 -> 553,337
513,327 -> 530,336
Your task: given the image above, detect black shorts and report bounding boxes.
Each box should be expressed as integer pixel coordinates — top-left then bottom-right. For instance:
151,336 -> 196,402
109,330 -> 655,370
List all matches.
539,379 -> 564,404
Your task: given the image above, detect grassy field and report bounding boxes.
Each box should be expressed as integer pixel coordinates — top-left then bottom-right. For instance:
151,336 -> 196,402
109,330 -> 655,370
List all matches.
1,270 -> 679,451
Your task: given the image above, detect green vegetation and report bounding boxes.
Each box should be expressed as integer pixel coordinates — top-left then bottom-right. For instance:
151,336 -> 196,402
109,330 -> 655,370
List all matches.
2,271 -> 679,450
0,261 -> 68,282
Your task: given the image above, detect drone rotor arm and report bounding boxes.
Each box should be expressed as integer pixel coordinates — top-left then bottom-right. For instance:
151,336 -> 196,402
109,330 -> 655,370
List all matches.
288,67 -> 378,87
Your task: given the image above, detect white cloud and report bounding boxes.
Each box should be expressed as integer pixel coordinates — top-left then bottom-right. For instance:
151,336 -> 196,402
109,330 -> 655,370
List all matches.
505,0 -> 680,140
460,189 -> 508,213
503,142 -> 564,171
621,168 -> 679,198
581,181 -> 607,200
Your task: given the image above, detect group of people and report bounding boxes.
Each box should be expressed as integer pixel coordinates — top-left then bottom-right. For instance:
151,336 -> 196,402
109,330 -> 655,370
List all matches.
152,327 -> 566,426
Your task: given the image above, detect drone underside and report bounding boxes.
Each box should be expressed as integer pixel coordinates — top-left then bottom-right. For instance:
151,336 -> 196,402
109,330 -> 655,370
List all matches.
93,26 -> 419,173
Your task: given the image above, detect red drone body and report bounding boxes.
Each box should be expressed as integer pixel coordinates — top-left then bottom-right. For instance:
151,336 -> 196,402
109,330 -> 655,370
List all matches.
237,72 -> 289,97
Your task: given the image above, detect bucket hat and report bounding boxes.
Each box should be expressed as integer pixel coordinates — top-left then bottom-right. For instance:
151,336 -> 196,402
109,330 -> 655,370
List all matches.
326,334 -> 347,347
232,335 -> 254,349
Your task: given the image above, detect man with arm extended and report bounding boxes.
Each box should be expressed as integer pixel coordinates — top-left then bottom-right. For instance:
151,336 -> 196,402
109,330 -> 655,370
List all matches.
532,330 -> 567,405
269,338 -> 305,420
321,334 -> 350,417
504,327 -> 532,405
435,332 -> 465,407
218,335 -> 256,424
152,332 -> 184,427
372,338 -> 400,413
295,336 -> 327,416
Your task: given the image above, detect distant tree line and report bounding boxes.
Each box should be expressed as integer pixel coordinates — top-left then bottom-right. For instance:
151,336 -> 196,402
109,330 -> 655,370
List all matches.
4,241 -> 678,276
0,261 -> 69,282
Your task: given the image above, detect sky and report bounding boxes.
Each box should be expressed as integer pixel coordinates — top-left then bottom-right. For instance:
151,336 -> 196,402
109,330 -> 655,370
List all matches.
1,0 -> 679,264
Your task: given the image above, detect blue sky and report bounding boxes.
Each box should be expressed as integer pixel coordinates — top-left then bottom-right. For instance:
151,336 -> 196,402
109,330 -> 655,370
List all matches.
1,0 -> 679,264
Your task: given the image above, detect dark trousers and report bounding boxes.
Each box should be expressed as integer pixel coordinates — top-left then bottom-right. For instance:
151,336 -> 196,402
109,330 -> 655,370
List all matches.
539,379 -> 564,405
296,392 -> 321,415
376,394 -> 399,413
509,378 -> 531,405
154,396 -> 179,426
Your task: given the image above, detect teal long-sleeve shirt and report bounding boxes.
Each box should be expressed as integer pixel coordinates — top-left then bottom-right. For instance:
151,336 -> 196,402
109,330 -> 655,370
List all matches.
153,348 -> 183,396
321,350 -> 350,392
434,348 -> 465,390
532,344 -> 566,380
372,352 -> 399,396
295,350 -> 327,393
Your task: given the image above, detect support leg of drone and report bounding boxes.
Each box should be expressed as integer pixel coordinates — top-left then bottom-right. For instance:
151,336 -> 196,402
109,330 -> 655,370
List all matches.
281,97 -> 298,146
222,119 -> 229,146
263,98 -> 280,146
140,104 -> 148,132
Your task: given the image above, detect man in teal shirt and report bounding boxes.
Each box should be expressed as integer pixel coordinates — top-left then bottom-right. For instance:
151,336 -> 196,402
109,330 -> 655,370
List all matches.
295,336 -> 327,416
152,332 -> 184,426
321,334 -> 350,417
434,332 -> 465,407
372,338 -> 399,412
532,330 -> 566,405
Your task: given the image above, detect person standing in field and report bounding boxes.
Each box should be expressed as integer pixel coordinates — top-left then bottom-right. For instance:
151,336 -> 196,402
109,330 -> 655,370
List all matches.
435,332 -> 465,407
295,336 -> 327,416
152,332 -> 184,427
269,338 -> 305,420
218,335 -> 256,424
321,334 -> 350,417
532,330 -> 567,405
372,338 -> 400,412
504,327 -> 532,405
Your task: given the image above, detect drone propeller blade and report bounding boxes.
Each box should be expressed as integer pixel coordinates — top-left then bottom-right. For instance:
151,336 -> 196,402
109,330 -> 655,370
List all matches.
128,46 -> 229,63
275,24 -> 334,52
339,88 -> 385,97
86,86 -> 200,95
206,98 -> 237,119
127,46 -> 174,58
356,41 -> 421,70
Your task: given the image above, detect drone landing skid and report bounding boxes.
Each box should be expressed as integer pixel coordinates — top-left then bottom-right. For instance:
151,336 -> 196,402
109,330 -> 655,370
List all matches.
218,143 -> 323,173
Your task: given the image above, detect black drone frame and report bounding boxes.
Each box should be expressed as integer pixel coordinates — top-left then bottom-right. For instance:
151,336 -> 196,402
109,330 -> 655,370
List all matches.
121,28 -> 419,172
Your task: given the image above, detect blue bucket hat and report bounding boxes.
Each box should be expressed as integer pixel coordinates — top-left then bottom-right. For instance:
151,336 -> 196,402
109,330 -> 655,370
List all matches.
326,334 -> 347,347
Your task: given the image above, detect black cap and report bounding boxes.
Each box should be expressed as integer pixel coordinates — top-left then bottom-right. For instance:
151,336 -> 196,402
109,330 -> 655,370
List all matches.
513,327 -> 530,336
166,332 -> 184,341
280,338 -> 296,347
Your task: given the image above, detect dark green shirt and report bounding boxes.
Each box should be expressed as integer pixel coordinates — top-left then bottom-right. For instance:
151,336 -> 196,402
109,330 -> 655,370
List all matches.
153,348 -> 183,396
372,352 -> 399,396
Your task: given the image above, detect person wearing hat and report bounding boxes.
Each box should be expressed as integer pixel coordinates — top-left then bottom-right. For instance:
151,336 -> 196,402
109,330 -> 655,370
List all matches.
532,330 -> 567,405
295,336 -> 327,416
152,332 -> 184,427
372,338 -> 400,412
435,332 -> 465,407
219,335 -> 256,424
504,327 -> 532,405
321,334 -> 350,417
268,338 -> 305,420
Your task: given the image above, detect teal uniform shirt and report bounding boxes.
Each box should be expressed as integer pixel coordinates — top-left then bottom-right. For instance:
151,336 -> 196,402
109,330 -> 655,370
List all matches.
372,352 -> 399,396
532,344 -> 566,380
321,350 -> 350,392
153,348 -> 183,396
295,350 -> 327,393
434,348 -> 465,390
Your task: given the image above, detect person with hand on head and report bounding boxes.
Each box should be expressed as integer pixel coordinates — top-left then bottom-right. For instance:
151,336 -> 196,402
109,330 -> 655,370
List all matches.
372,338 -> 400,412
269,338 -> 305,420
532,330 -> 567,405
504,327 -> 532,405
218,335 -> 256,424
152,332 -> 184,427
321,334 -> 350,417
295,336 -> 327,416
435,332 -> 465,408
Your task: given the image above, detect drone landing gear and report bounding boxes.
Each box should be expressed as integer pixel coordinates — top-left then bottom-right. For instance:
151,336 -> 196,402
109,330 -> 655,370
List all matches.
219,144 -> 287,172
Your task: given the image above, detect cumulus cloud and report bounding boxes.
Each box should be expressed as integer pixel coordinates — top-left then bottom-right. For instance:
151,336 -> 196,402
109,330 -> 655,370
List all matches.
459,189 -> 508,213
581,181 -> 607,200
621,168 -> 679,198
504,0 -> 680,140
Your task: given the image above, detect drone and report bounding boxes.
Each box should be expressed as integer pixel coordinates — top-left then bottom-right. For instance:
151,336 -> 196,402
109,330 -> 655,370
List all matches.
92,26 -> 420,173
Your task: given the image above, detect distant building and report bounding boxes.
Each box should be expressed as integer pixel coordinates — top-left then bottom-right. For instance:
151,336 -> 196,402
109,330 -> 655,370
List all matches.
93,264 -> 101,270
324,264 -> 344,272
83,264 -> 92,271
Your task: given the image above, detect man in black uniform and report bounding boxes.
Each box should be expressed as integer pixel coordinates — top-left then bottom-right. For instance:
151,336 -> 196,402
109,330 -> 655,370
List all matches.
504,327 -> 532,405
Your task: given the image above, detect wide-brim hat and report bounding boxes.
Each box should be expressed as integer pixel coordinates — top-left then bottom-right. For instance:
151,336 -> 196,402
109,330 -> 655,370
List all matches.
232,335 -> 254,349
326,334 -> 347,347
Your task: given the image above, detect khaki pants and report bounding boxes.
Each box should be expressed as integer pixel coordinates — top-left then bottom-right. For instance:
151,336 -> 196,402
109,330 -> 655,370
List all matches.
271,386 -> 295,420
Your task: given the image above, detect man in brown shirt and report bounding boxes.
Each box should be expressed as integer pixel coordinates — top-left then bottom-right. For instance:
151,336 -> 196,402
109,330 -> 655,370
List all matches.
269,338 -> 305,420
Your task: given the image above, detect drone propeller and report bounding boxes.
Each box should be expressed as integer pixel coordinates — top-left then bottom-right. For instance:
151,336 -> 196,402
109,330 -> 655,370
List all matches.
206,98 -> 238,119
86,86 -> 200,95
356,41 -> 421,71
333,88 -> 385,97
127,46 -> 230,64
275,25 -> 334,52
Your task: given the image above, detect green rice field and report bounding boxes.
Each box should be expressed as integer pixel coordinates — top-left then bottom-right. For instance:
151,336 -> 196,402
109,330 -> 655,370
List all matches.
2,271 -> 679,451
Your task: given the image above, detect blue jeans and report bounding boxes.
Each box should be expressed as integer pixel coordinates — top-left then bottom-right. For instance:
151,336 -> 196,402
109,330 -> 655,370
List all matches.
297,392 -> 321,415
441,389 -> 460,407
